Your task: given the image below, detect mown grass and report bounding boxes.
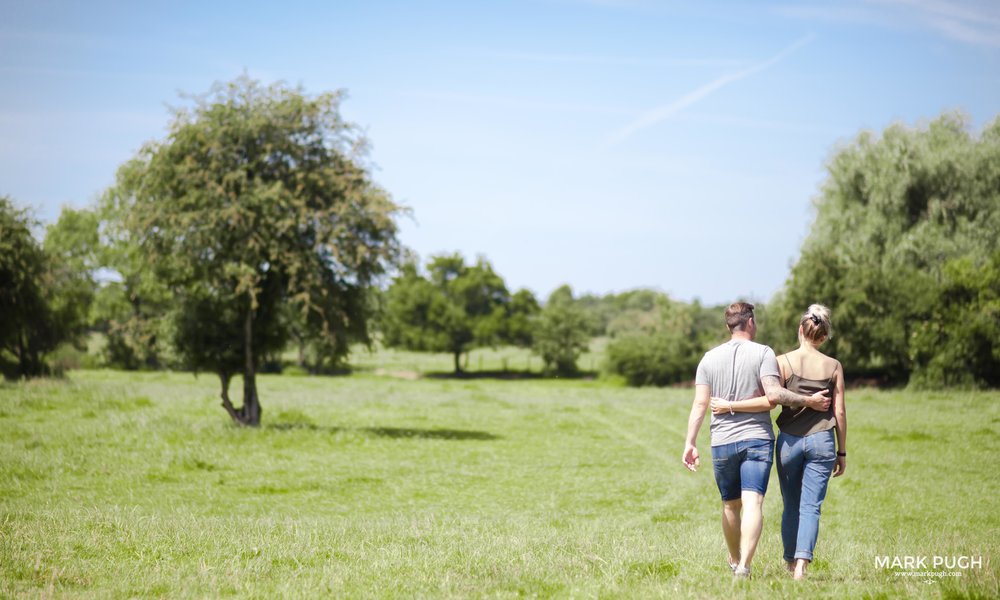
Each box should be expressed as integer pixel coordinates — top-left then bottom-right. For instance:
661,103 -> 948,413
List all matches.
1,369 -> 998,598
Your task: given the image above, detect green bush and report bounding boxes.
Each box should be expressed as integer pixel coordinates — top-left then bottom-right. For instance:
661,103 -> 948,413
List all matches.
280,365 -> 310,377
605,332 -> 699,387
602,295 -> 724,387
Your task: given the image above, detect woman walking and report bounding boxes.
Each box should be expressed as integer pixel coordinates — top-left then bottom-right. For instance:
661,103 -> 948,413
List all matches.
773,305 -> 846,579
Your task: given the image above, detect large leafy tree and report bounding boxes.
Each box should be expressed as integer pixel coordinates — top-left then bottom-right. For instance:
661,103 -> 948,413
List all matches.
106,76 -> 401,425
381,253 -> 526,373
775,112 -> 1000,386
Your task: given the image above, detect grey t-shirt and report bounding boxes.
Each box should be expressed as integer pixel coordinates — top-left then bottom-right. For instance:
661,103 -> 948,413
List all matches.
695,339 -> 780,446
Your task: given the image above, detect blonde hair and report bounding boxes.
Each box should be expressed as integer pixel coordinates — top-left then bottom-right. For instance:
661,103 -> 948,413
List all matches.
800,304 -> 832,343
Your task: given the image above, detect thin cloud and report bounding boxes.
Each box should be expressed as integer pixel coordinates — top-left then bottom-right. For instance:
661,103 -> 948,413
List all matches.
775,0 -> 1000,49
879,0 -> 1000,28
0,28 -> 115,49
402,90 -> 633,116
930,18 -> 1000,48
486,50 -> 748,68
892,0 -> 1000,48
609,34 -> 816,145
770,3 -> 889,26
549,0 -> 660,10
680,111 -> 846,137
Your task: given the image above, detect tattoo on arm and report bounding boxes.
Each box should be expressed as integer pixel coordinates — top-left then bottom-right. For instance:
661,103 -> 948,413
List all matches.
761,375 -> 811,408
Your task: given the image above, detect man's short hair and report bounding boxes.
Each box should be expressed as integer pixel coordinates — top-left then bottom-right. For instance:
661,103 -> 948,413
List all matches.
725,302 -> 755,332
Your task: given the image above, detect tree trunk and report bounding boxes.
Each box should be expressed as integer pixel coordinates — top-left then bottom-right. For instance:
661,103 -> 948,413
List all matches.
218,371 -> 243,425
17,329 -> 26,379
18,330 -> 41,378
241,300 -> 262,426
453,350 -> 463,374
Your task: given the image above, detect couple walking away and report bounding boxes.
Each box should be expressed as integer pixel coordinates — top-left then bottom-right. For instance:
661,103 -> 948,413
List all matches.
682,302 -> 848,580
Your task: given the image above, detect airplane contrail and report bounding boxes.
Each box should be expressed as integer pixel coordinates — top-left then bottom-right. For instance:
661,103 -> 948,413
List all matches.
609,34 -> 816,145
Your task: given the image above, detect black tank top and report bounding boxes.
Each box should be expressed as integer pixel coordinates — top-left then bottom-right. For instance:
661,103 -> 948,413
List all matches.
774,357 -> 837,437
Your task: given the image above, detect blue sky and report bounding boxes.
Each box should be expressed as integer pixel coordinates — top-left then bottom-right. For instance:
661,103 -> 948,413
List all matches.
2,0 -> 999,304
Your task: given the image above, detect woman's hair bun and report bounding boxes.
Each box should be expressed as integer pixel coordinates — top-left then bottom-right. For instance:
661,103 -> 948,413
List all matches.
801,304 -> 832,342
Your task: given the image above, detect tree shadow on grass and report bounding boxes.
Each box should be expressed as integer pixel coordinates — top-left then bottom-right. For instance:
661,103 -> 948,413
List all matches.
422,369 -> 598,381
266,422 -> 499,441
363,427 -> 499,441
267,422 -> 339,432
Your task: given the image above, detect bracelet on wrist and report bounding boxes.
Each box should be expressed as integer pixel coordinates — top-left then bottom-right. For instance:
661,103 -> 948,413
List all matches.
836,451 -> 846,457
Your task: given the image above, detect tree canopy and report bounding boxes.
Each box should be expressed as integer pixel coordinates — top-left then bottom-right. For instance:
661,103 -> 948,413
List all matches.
532,285 -> 591,375
0,198 -> 96,378
105,76 -> 402,424
773,112 -> 1000,387
0,197 -> 51,378
380,253 -> 536,373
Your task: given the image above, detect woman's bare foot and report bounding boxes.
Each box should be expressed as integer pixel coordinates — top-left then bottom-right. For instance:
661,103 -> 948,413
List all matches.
792,558 -> 809,580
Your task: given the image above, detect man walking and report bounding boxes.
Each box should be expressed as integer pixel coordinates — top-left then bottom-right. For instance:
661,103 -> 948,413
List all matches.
681,302 -> 829,578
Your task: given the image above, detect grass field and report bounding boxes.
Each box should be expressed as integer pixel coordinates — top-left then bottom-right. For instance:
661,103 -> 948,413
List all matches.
2,366 -> 998,598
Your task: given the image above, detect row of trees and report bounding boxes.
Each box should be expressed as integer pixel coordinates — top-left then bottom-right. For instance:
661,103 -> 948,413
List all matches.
378,112 -> 1000,388
0,76 -> 665,427
379,255 -> 591,375
2,74 -> 997,430
569,113 -> 1000,390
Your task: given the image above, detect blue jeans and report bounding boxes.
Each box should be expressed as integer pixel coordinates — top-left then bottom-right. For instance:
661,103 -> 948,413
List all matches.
776,429 -> 836,562
711,438 -> 774,501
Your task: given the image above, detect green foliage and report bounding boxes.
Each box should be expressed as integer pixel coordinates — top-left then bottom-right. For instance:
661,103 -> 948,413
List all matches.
578,289 -> 663,337
92,281 -> 171,370
604,295 -> 724,386
776,112 -> 1000,386
104,76 -> 401,422
43,206 -> 100,346
0,198 -> 96,378
90,200 -> 175,371
0,197 -> 52,377
381,253 -> 532,372
909,252 -> 1000,388
532,285 -> 590,374
506,288 -> 540,347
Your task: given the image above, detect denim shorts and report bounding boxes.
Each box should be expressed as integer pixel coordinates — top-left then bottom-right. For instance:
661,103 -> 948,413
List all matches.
711,438 -> 775,501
